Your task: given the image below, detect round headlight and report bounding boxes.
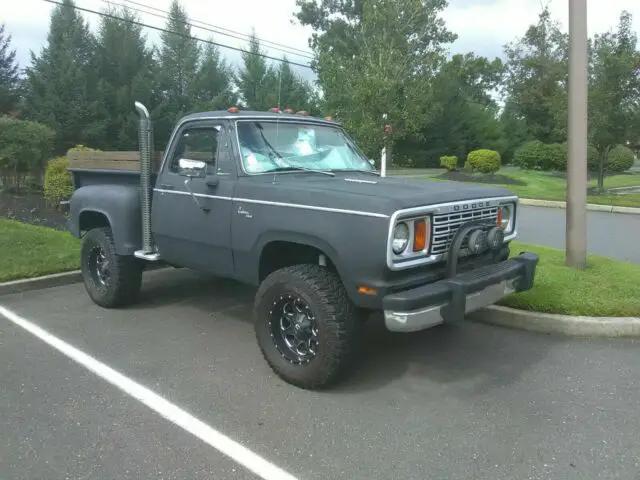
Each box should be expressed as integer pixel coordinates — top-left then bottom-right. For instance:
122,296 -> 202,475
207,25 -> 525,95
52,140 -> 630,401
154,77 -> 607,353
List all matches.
498,206 -> 511,231
392,222 -> 409,254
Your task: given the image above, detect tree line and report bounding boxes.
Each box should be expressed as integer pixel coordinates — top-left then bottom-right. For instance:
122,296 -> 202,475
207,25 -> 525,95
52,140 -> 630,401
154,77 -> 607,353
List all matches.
0,0 -> 639,178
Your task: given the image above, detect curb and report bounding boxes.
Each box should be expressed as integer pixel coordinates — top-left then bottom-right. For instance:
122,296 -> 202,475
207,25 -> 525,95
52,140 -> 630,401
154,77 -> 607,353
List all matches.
519,198 -> 640,215
0,265 -> 174,298
0,270 -> 83,297
469,305 -> 640,338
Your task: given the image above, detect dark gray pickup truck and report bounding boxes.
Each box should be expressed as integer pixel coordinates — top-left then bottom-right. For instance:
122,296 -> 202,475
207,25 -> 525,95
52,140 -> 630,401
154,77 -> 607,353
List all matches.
67,102 -> 539,390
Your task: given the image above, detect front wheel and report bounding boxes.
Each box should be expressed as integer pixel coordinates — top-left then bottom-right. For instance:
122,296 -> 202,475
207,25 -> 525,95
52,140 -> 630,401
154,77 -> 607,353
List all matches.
253,264 -> 362,390
81,227 -> 143,308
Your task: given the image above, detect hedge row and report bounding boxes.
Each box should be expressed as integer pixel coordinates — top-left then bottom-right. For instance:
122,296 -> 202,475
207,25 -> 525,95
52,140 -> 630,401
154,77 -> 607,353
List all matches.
440,149 -> 502,174
513,140 -> 635,173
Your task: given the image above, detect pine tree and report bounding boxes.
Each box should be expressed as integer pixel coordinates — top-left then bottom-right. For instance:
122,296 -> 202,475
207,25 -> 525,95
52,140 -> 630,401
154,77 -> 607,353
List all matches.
194,42 -> 235,111
0,23 -> 21,114
273,57 -> 314,112
154,0 -> 200,145
93,5 -> 156,150
21,0 -> 98,153
236,31 -> 277,110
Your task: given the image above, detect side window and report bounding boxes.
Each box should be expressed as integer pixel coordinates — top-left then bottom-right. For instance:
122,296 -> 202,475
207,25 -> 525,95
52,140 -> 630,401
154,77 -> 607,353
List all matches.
169,125 -> 221,174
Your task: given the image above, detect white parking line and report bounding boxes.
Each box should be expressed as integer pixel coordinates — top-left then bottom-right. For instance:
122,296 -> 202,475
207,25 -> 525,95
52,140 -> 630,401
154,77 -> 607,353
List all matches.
0,304 -> 300,480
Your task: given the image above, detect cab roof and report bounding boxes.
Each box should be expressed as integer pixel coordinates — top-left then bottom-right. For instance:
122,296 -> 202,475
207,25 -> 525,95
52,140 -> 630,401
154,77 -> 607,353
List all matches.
180,109 -> 338,126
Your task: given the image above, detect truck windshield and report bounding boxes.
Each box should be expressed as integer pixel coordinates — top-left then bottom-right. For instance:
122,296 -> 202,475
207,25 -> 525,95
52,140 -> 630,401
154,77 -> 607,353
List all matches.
236,120 -> 376,175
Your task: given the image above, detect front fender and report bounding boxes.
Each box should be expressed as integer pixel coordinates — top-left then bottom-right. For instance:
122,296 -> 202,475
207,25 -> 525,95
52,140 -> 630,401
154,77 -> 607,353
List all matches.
252,230 -> 348,282
69,185 -> 142,255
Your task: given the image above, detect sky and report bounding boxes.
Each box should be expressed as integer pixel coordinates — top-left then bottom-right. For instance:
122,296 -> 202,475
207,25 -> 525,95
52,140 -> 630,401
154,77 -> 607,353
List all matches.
2,0 -> 640,83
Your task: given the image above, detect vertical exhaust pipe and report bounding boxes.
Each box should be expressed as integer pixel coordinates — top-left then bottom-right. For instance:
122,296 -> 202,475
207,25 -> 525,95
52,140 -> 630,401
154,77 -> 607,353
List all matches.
135,101 -> 153,254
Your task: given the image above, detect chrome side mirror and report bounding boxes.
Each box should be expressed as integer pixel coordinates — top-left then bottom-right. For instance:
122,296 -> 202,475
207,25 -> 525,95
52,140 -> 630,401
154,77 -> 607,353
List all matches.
178,158 -> 206,178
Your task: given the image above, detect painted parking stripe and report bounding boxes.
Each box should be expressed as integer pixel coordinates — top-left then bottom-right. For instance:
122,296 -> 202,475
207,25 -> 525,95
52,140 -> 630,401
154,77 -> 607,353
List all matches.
0,304 -> 300,480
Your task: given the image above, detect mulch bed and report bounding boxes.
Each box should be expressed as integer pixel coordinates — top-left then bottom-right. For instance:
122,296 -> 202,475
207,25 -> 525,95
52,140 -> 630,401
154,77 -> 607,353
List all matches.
0,190 -> 69,230
437,169 -> 527,186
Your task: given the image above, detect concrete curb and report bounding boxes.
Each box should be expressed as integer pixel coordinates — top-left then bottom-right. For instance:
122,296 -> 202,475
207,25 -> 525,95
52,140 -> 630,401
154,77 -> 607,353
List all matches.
519,198 -> 640,215
469,305 -> 640,338
0,266 -> 174,297
0,270 -> 83,297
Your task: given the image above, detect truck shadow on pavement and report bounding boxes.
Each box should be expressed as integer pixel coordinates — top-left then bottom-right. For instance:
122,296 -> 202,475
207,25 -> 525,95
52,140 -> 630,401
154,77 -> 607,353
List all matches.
337,317 -> 562,396
129,268 -> 562,396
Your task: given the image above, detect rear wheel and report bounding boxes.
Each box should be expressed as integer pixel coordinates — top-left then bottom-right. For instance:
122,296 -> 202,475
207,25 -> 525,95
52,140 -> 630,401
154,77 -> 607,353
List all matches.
254,264 -> 362,390
81,227 -> 143,308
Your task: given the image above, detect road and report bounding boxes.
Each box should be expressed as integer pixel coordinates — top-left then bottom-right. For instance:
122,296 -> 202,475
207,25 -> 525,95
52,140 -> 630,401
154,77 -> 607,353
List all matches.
517,205 -> 640,263
2,269 -> 639,480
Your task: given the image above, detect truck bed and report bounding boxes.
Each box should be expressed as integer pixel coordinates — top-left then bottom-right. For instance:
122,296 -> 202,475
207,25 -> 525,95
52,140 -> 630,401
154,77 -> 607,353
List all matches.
69,168 -> 157,191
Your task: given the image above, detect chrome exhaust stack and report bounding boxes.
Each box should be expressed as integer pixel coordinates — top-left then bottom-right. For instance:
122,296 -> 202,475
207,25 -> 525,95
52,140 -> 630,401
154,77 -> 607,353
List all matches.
134,101 -> 160,261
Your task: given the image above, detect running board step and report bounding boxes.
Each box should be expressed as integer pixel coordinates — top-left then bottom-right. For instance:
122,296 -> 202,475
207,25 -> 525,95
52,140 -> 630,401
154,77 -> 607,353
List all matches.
134,250 -> 161,261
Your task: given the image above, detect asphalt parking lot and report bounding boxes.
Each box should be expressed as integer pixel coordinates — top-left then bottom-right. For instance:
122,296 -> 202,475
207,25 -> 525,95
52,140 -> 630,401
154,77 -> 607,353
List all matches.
2,268 -> 639,480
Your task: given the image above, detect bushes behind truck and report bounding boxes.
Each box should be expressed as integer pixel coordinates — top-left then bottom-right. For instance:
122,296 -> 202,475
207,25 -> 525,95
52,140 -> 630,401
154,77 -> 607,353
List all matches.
44,145 -> 100,209
465,149 -> 501,174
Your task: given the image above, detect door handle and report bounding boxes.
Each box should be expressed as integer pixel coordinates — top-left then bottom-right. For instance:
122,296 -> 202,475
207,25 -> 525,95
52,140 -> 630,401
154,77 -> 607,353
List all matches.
158,184 -> 174,190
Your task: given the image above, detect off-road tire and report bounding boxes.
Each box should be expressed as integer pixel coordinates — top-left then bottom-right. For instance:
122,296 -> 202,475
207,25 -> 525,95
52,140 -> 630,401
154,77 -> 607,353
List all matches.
81,227 -> 143,308
254,264 -> 362,390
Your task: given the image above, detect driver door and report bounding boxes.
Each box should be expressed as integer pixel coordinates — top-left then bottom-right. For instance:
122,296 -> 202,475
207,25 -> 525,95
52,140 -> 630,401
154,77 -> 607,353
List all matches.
152,120 -> 235,275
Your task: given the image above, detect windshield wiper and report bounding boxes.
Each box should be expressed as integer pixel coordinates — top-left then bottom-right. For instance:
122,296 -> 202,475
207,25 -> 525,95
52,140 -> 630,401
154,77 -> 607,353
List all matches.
269,166 -> 335,176
330,168 -> 380,176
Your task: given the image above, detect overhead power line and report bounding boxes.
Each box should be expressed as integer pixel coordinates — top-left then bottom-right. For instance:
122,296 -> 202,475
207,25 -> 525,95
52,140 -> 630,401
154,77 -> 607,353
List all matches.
41,0 -> 313,70
118,0 -> 314,60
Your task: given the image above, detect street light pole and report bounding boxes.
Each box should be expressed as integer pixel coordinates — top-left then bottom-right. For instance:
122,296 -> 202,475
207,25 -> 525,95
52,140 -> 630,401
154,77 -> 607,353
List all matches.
566,0 -> 588,268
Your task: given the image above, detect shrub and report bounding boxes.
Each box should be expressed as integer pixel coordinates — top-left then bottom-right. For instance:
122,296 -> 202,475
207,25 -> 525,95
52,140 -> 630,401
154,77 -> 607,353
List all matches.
0,117 -> 55,192
513,140 -> 545,170
439,155 -> 458,171
545,143 -> 567,171
43,157 -> 73,208
606,145 -> 635,173
43,145 -> 100,208
466,149 -> 501,174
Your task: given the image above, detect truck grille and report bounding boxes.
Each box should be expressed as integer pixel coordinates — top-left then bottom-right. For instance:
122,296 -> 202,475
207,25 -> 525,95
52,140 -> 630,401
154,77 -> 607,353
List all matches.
431,206 -> 498,255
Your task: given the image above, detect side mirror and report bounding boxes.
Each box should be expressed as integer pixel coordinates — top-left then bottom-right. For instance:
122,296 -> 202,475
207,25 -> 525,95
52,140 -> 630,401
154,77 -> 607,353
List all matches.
178,158 -> 206,178
368,158 -> 375,166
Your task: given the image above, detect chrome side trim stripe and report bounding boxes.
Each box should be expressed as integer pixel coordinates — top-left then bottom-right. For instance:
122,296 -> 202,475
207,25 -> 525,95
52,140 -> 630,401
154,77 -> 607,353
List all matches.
152,188 -> 389,218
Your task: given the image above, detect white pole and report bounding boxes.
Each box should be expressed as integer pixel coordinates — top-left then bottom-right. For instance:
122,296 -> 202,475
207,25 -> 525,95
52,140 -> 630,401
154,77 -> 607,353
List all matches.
381,147 -> 387,177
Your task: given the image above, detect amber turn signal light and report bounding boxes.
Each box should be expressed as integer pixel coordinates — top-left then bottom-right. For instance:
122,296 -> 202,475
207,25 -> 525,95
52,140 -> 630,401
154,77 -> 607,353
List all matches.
357,286 -> 377,296
413,219 -> 429,252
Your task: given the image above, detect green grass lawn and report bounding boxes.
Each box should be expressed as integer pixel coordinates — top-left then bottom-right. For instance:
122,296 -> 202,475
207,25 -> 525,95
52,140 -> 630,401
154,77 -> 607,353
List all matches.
500,241 -> 640,317
0,219 -> 80,282
421,167 -> 640,207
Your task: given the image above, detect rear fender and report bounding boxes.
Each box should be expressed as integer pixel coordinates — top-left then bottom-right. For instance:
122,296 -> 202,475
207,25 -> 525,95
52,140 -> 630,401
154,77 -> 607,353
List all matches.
69,185 -> 142,255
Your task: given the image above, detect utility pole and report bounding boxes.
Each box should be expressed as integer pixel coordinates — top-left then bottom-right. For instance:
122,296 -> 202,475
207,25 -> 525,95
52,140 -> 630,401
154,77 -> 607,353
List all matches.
566,0 -> 588,268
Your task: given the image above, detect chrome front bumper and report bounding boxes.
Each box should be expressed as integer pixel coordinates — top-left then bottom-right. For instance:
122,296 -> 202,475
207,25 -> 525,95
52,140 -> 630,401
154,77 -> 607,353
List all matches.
382,252 -> 539,333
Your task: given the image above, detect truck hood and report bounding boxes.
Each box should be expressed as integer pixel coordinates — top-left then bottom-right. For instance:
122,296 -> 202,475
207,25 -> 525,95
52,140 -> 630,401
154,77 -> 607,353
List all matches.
237,172 -> 517,218
299,174 -> 516,208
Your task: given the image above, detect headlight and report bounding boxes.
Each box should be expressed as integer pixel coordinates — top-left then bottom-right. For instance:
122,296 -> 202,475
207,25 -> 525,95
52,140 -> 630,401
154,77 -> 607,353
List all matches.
392,222 -> 409,254
497,204 -> 514,233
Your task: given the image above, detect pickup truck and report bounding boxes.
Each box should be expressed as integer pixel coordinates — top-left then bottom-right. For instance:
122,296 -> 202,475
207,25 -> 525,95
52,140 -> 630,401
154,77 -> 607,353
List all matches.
67,102 -> 539,390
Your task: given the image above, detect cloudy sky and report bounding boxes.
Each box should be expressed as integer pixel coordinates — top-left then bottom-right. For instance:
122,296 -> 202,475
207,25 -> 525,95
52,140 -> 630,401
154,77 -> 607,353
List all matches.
2,0 -> 640,82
